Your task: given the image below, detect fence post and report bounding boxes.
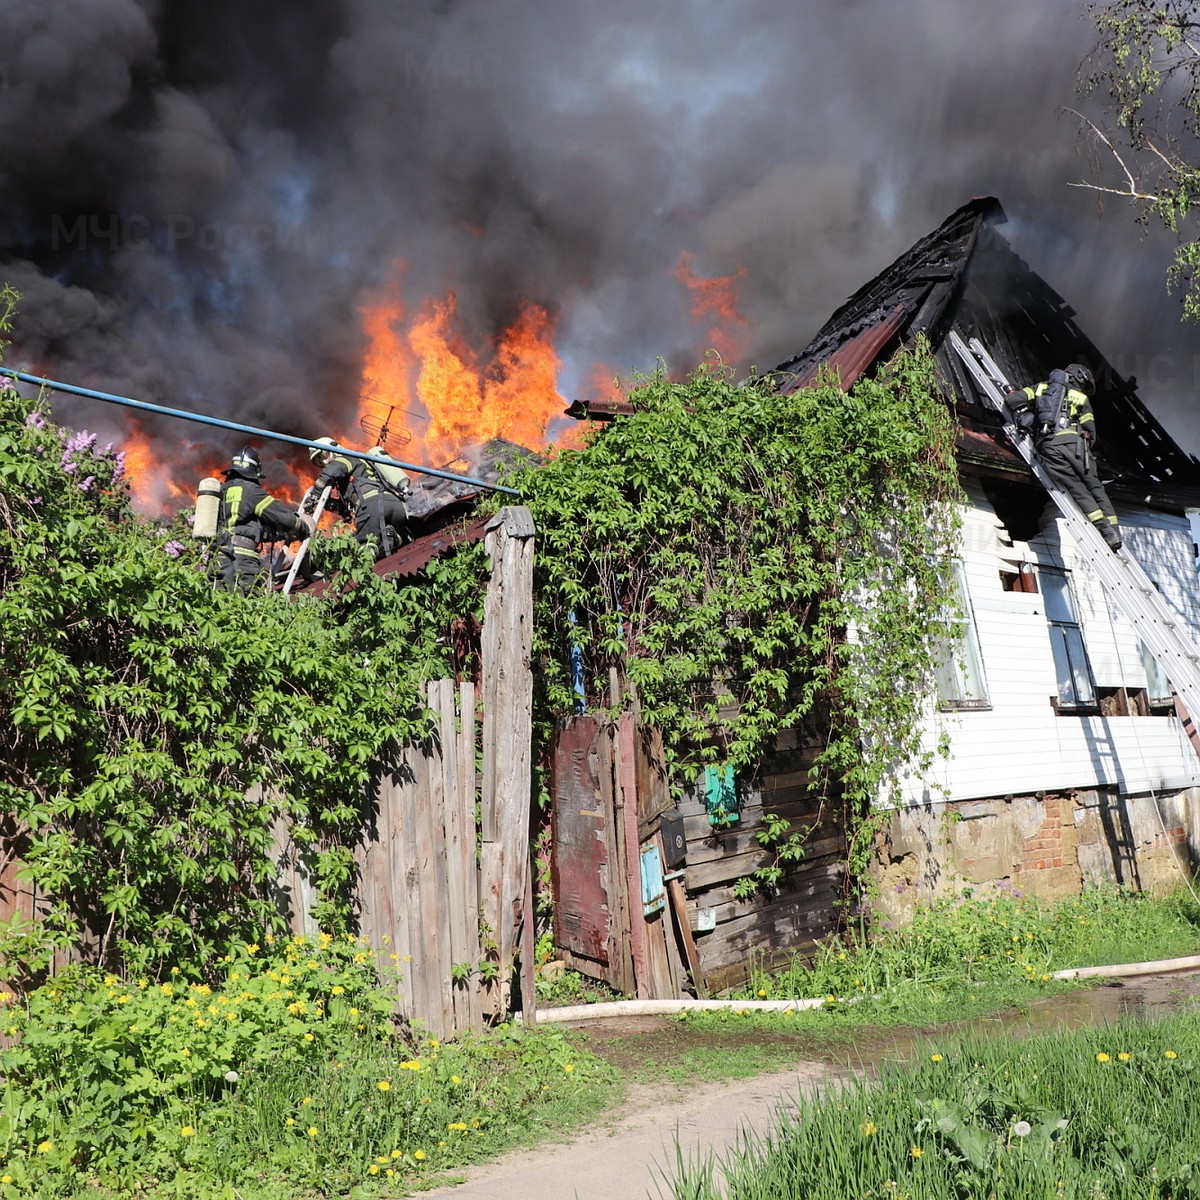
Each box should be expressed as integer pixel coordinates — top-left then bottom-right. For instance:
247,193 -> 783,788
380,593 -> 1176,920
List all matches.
479,506 -> 536,1018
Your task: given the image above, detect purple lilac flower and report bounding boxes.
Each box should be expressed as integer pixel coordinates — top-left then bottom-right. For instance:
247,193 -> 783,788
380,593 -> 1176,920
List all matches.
25,411 -> 46,429
78,476 -> 96,493
64,430 -> 97,454
113,451 -> 126,480
164,540 -> 186,558
61,455 -> 78,474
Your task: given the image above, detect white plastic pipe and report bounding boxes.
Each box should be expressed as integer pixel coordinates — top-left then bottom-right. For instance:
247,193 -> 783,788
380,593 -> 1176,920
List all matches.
535,954 -> 1200,1023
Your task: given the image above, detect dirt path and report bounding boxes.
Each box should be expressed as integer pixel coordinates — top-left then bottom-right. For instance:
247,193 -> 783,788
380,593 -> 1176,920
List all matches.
418,1055 -> 836,1200
414,970 -> 1200,1199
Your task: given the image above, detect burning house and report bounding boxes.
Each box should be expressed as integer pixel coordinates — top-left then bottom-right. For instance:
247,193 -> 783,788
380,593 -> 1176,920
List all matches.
552,197 -> 1200,997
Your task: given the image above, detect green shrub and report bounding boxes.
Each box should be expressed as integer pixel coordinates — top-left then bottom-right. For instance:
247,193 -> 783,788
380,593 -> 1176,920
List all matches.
0,283 -> 489,974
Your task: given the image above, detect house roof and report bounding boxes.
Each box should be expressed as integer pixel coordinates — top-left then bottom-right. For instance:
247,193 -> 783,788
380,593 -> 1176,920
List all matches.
772,196 -> 1200,507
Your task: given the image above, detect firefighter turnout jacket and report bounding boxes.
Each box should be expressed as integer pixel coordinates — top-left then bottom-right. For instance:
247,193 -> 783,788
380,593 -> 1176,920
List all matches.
309,452 -> 409,560
213,477 -> 308,593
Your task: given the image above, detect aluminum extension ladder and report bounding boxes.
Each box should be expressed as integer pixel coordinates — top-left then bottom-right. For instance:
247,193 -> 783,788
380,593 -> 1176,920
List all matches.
280,484 -> 332,596
948,330 -> 1200,737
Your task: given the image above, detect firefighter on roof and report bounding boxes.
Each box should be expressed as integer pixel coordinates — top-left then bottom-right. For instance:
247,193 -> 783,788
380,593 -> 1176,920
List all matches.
1005,363 -> 1122,552
211,447 -> 312,594
304,437 -> 410,561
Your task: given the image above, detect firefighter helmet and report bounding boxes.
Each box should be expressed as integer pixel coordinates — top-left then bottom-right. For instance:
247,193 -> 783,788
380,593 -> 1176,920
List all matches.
227,446 -> 262,481
308,435 -> 339,462
1066,363 -> 1095,396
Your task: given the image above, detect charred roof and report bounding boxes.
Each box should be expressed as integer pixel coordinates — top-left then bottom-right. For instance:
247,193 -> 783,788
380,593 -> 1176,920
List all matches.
772,196 -> 1200,507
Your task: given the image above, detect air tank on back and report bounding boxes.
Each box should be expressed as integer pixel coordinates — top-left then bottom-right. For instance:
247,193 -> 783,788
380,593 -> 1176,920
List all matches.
193,476 -> 222,538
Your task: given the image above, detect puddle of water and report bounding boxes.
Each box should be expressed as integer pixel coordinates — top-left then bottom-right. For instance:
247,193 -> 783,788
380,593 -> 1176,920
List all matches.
847,970 -> 1200,1073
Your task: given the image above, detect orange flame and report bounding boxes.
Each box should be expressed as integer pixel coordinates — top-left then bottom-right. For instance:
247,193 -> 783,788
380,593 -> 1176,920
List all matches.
121,421 -> 195,512
354,278 -> 565,467
675,250 -> 750,365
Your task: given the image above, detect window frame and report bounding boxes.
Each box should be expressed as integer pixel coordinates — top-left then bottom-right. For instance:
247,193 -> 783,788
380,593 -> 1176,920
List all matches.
932,559 -> 991,711
1038,565 -> 1098,712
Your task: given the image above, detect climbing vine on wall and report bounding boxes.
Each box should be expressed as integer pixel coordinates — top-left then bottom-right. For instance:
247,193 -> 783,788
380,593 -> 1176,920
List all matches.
516,344 -> 964,868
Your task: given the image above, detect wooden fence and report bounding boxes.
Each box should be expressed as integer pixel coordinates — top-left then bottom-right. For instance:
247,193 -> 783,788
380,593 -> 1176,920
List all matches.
1,506 -> 537,1040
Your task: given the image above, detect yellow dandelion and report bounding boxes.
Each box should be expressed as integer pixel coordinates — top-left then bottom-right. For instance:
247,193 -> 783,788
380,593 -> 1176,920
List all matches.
170,966 -> 181,975
368,1165 -> 379,1176
1096,1052 -> 1111,1063
1165,1050 -> 1179,1059
451,1074 -> 461,1084
36,1139 -> 54,1153
910,1146 -> 923,1158
1118,1052 -> 1131,1061
286,1118 -> 295,1127
860,1121 -> 877,1136
930,1054 -> 944,1063
160,983 -> 175,996
302,1096 -> 313,1105
180,1125 -> 195,1138
303,1033 -> 315,1042
390,1149 -> 402,1159
117,994 -> 131,1004
331,985 -> 345,995
564,1063 -> 575,1073
377,1080 -> 392,1091
414,1149 -> 426,1161
449,1122 -> 468,1131
307,1126 -> 318,1139
386,1168 -> 395,1177
1,1175 -> 12,1184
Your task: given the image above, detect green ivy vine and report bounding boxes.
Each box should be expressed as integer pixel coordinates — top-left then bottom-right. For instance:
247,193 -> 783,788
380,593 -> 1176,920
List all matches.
515,345 -> 963,887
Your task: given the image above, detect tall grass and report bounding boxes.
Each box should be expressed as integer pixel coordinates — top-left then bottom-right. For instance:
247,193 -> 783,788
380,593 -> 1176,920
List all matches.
663,1008 -> 1200,1198
746,884 -> 1200,1007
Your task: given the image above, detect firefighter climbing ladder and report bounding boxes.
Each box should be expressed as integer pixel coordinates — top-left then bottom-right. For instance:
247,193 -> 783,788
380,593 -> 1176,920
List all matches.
949,330 -> 1200,734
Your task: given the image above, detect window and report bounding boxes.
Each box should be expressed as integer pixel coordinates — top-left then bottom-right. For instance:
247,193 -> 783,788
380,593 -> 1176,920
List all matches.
1139,640 -> 1175,708
1040,567 -> 1096,710
932,561 -> 990,709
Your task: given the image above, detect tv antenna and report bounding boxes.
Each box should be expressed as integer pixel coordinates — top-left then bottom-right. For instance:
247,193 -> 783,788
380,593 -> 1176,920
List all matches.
358,398 -> 426,454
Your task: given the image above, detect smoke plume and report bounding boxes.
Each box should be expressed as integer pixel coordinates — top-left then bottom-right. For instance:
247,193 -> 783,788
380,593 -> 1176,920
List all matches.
2,0 -> 1197,508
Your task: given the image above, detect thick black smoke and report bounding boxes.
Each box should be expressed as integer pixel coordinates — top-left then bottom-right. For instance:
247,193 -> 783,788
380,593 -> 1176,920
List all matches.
2,0 -> 1198,506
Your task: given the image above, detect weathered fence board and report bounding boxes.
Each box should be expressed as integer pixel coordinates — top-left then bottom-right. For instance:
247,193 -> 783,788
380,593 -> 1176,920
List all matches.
480,508 -> 536,1014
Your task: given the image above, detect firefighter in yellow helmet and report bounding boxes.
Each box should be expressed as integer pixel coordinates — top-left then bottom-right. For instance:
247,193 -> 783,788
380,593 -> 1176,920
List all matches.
1005,363 -> 1121,552
304,437 -> 410,560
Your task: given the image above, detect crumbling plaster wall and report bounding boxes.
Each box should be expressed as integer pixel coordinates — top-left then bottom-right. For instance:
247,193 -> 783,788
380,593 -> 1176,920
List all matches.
870,787 -> 1200,925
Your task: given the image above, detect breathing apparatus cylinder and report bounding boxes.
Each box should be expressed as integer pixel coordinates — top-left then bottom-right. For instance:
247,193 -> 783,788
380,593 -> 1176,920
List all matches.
367,445 -> 411,495
193,476 -> 222,538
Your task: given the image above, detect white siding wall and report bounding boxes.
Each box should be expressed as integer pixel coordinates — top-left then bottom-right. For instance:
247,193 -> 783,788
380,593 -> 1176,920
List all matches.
898,486 -> 1200,805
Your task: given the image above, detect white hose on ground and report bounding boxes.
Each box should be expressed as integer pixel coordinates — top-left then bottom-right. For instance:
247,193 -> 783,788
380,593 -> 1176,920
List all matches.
534,954 -> 1200,1023
1050,953 -> 1200,980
